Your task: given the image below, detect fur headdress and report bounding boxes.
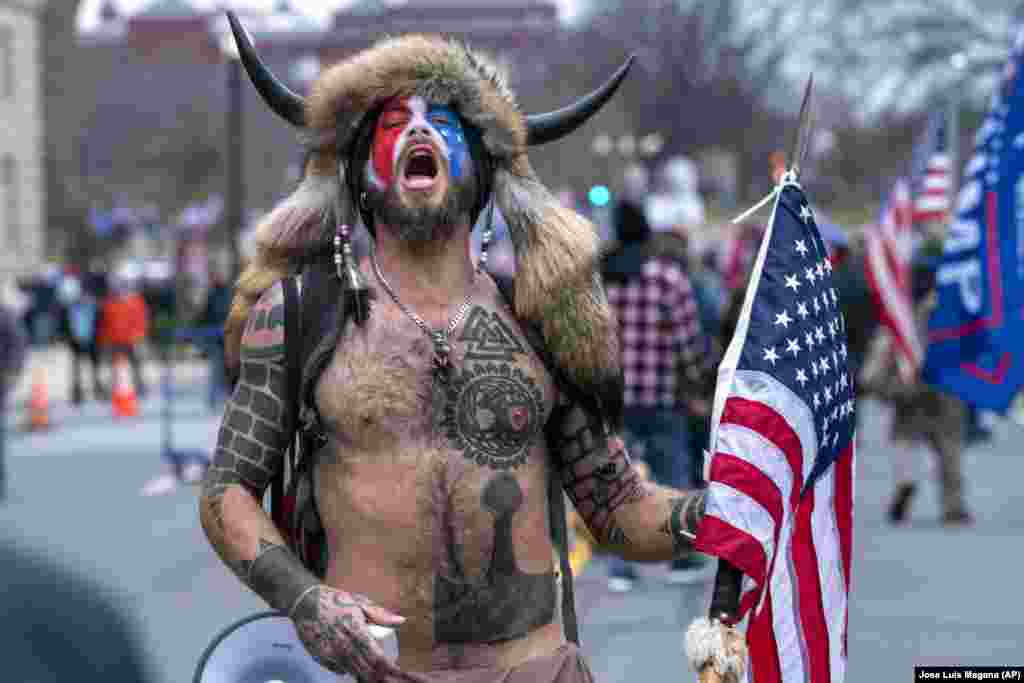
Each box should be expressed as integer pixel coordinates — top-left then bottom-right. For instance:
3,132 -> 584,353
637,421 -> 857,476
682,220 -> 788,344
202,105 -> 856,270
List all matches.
224,12 -> 632,423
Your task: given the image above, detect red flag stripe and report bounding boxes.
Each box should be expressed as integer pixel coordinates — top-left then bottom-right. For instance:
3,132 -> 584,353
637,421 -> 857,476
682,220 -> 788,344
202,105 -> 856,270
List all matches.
721,397 -> 804,505
748,587 -> 783,683
696,514 -> 768,590
792,486 -> 832,683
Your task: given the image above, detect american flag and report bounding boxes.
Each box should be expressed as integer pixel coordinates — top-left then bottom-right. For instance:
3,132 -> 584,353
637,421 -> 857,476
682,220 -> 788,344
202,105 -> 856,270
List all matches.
696,183 -> 855,683
910,112 -> 953,226
863,178 -> 923,381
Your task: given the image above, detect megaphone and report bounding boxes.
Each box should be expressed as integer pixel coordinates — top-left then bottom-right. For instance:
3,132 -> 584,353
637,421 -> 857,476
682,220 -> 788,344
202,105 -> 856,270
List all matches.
194,611 -> 399,683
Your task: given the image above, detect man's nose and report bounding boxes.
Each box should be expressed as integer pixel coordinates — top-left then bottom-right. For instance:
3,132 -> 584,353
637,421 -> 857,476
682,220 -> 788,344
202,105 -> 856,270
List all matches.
408,123 -> 433,138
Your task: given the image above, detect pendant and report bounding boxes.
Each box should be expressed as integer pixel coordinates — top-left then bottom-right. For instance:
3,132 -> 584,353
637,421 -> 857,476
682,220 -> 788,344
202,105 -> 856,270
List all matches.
431,330 -> 452,381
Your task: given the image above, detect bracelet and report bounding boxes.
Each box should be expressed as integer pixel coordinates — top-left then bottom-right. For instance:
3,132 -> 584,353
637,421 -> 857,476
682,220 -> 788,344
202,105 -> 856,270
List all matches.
287,583 -> 320,619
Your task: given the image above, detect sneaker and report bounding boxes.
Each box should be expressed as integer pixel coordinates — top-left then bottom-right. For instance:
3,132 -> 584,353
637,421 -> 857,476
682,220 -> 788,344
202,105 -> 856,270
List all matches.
140,473 -> 179,497
607,576 -> 635,593
943,509 -> 974,526
181,463 -> 206,484
666,554 -> 711,584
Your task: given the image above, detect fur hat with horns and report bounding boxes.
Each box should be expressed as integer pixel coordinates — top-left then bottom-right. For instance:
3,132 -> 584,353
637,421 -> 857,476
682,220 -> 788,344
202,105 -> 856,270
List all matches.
225,12 -> 632,423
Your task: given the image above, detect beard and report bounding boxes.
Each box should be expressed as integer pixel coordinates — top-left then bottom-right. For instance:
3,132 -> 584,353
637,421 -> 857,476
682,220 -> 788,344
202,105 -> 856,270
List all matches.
364,174 -> 478,245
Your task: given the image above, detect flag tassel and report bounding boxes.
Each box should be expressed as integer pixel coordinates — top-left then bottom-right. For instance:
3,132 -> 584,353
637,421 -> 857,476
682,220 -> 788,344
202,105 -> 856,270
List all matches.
685,560 -> 747,682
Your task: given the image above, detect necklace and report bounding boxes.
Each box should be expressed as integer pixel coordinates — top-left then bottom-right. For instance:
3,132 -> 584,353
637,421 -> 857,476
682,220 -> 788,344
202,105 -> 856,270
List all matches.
369,245 -> 477,381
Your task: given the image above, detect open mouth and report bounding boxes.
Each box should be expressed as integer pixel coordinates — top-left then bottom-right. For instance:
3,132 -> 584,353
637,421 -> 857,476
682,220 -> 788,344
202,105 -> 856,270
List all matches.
401,146 -> 440,190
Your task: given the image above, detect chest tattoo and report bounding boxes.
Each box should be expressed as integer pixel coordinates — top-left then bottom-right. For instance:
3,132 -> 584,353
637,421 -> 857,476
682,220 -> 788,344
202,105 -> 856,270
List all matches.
439,306 -> 545,470
434,473 -> 556,643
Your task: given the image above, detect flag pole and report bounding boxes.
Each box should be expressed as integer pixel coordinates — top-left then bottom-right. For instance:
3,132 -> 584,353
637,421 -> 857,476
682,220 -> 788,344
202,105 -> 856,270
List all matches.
686,75 -> 815,683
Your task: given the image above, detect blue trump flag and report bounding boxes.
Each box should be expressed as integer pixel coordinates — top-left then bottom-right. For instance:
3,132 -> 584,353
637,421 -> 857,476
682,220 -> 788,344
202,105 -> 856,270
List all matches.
924,27 -> 1024,412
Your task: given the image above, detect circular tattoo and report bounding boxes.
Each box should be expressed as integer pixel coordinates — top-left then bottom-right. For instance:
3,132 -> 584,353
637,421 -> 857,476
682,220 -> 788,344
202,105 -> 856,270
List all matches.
441,362 -> 544,469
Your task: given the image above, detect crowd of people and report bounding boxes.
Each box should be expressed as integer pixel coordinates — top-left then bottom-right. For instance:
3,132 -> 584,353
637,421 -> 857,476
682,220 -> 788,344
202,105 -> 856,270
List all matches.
553,155 -> 982,594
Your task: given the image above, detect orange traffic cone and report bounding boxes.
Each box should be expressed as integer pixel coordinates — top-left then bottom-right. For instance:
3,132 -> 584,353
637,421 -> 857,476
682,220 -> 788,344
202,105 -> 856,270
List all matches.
111,353 -> 139,418
26,366 -> 50,431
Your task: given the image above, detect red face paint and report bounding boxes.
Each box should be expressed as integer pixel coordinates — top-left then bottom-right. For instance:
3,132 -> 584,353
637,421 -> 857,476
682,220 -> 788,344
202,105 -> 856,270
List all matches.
371,97 -> 412,189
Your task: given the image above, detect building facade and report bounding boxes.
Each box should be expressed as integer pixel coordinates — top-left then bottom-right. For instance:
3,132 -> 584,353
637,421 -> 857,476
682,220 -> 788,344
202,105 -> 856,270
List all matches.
0,0 -> 44,278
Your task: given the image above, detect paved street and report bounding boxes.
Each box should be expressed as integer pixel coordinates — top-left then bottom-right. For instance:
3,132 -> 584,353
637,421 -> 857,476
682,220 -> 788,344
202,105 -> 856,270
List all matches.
2,348 -> 1023,682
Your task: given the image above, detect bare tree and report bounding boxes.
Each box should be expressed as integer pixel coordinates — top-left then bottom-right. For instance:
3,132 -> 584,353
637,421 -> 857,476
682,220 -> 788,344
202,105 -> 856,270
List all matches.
774,0 -> 1017,119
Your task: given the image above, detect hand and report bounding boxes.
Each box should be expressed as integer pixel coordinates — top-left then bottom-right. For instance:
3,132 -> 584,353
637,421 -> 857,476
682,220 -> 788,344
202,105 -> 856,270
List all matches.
687,398 -> 711,417
291,586 -> 410,682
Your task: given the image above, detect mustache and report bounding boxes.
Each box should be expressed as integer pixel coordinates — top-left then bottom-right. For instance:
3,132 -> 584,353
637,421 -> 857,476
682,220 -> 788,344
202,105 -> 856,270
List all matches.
364,171 -> 478,241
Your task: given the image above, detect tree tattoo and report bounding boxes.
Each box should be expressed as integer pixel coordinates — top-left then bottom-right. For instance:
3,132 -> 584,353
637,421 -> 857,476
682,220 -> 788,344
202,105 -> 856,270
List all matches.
440,363 -> 543,470
434,473 -> 556,643
440,307 -> 543,470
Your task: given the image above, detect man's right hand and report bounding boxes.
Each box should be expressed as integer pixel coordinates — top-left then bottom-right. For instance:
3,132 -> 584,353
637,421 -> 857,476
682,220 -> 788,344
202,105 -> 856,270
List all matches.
291,585 -> 411,682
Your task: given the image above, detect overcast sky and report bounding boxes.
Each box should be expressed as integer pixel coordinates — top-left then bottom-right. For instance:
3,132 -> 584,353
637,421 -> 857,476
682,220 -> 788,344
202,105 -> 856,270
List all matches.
77,0 -> 584,30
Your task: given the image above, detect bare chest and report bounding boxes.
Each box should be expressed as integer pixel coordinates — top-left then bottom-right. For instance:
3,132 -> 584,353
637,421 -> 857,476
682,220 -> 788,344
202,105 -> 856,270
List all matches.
314,300 -> 557,462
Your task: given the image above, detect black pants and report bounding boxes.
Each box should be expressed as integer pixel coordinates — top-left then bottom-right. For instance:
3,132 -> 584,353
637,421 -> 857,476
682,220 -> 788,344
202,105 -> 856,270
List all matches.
70,344 -> 106,401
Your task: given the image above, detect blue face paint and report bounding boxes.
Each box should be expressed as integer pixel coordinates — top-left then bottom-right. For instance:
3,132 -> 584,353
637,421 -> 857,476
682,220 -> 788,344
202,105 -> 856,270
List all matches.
426,104 -> 469,180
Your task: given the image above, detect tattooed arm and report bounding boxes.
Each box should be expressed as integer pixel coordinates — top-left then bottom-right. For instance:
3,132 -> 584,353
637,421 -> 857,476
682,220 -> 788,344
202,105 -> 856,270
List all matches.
198,283 -> 406,681
550,400 -> 706,561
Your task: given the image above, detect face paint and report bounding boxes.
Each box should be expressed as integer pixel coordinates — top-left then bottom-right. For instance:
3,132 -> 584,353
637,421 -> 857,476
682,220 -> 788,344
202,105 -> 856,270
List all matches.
367,96 -> 472,191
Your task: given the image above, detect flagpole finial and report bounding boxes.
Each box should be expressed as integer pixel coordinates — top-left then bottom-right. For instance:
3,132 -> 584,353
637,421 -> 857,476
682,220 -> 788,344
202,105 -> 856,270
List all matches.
788,74 -> 816,181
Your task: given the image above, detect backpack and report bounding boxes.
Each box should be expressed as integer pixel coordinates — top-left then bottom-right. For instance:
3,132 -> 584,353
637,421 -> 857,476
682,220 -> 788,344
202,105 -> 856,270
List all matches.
68,300 -> 98,346
271,262 -> 581,645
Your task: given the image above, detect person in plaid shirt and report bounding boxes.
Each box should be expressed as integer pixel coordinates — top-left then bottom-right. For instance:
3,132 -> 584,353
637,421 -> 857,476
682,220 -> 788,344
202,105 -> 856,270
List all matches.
600,165 -> 713,591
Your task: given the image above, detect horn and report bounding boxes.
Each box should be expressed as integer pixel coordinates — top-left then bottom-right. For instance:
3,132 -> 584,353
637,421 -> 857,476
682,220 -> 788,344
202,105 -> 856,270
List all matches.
525,54 -> 636,146
225,11 -> 306,127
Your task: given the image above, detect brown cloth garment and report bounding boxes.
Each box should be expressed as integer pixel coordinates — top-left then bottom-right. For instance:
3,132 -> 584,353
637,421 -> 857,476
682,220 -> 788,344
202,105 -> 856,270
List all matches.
859,295 -> 967,516
401,644 -> 595,683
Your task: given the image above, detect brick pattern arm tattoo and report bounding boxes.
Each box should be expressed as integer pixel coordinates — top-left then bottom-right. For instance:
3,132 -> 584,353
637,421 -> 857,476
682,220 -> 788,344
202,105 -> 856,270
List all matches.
198,282 -> 318,611
549,400 -> 706,561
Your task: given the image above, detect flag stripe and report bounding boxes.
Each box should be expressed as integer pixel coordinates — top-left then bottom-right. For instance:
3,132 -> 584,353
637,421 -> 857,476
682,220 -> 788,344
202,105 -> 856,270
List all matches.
698,514 -> 769,592
810,460 -> 848,683
748,589 -> 783,683
792,486 -> 831,683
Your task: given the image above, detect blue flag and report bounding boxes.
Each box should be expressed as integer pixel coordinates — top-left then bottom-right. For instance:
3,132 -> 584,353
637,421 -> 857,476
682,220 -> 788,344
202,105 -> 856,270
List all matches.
924,28 -> 1024,413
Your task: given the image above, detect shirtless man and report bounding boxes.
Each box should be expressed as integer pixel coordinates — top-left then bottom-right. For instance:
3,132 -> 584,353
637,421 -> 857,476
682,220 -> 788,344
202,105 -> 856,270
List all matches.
200,17 -> 707,682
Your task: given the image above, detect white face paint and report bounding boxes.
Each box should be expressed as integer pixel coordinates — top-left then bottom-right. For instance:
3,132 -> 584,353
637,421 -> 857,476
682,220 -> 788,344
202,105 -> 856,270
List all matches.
365,95 -> 468,193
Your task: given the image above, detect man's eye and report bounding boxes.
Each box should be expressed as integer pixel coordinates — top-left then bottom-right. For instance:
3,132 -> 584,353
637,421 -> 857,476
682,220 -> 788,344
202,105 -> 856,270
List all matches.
431,117 -> 450,126
383,117 -> 408,129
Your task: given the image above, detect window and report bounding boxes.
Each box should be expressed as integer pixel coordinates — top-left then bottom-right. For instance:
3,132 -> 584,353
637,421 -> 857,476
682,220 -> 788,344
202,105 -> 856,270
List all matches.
2,156 -> 18,249
0,26 -> 12,99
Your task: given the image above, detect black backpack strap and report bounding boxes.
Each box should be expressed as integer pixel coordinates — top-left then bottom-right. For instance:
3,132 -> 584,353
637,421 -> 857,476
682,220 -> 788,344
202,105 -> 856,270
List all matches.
271,275 -> 302,532
494,273 -> 580,645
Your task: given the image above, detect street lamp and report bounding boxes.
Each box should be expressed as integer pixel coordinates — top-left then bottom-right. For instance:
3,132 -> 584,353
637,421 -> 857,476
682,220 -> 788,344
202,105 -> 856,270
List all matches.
219,33 -> 244,279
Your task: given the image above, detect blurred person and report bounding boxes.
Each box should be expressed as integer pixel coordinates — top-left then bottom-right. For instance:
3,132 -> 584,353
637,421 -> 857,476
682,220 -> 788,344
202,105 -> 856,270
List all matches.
202,24 -> 708,683
722,221 -> 762,291
830,233 -> 877,384
860,250 -> 972,526
1,538 -> 153,681
193,266 -> 232,410
600,163 -> 713,591
97,273 -> 150,398
57,275 -> 108,405
0,283 -> 28,502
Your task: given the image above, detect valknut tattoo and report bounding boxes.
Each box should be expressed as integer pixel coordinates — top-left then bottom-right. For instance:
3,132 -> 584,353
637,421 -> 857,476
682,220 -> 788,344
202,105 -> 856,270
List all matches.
440,362 -> 544,470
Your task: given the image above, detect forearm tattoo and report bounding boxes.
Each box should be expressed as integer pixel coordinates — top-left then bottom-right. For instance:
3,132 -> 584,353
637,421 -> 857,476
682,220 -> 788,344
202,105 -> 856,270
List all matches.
662,490 -> 707,557
247,538 -> 320,613
199,284 -> 293,577
552,403 -> 651,542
